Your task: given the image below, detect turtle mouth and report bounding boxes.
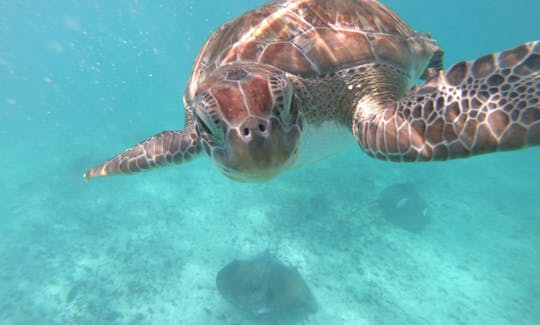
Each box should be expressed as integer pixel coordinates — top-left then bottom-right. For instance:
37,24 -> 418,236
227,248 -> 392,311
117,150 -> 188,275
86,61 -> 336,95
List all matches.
220,167 -> 285,182
218,147 -> 299,182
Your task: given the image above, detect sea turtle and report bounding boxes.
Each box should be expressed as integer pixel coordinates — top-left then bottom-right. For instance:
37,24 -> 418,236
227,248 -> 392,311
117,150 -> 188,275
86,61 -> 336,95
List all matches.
84,0 -> 540,182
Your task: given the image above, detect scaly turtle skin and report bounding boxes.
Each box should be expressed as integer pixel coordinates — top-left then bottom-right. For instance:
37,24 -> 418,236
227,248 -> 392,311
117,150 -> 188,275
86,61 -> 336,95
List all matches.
84,0 -> 540,182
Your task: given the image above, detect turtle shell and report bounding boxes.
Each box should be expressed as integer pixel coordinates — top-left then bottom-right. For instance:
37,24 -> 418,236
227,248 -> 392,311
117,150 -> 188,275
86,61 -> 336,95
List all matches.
185,0 -> 438,106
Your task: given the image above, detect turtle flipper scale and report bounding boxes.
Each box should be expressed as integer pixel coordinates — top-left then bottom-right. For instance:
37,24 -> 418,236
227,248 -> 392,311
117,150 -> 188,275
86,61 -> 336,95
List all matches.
355,41 -> 540,161
84,129 -> 201,180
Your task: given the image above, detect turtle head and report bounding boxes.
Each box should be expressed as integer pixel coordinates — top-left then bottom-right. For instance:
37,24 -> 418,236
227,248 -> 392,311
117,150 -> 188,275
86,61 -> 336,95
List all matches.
193,65 -> 303,182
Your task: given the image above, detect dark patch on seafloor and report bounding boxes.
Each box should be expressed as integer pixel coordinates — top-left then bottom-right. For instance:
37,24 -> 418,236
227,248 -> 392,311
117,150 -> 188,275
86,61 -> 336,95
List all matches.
376,182 -> 429,233
216,252 -> 317,322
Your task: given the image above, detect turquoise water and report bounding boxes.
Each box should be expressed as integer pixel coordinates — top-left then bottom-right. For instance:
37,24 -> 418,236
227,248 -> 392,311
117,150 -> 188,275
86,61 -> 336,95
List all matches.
1,0 -> 539,324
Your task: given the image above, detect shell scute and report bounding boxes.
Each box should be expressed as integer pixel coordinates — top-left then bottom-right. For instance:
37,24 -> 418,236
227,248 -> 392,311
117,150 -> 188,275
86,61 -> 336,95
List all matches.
295,28 -> 374,75
368,33 -> 412,71
258,10 -> 313,42
260,42 -> 315,75
185,0 -> 439,104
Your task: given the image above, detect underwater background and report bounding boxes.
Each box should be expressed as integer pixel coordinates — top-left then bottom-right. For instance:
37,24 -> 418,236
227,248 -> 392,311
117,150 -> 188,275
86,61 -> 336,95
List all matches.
1,0 -> 539,324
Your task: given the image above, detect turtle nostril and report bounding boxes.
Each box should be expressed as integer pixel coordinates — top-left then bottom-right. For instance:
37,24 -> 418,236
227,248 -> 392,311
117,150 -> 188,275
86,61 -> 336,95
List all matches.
241,119 -> 268,139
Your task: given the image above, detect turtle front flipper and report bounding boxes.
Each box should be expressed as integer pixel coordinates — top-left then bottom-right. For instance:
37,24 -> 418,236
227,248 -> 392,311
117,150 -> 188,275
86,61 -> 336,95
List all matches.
354,41 -> 540,161
84,129 -> 201,180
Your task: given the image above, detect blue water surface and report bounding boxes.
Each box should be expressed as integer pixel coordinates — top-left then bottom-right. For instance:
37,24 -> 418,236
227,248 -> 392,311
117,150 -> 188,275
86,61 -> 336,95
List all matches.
1,1 -> 539,324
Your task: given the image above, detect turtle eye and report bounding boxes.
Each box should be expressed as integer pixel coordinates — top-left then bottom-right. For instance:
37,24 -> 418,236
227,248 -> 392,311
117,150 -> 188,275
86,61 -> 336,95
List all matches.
268,74 -> 293,122
196,114 -> 214,135
195,112 -> 225,142
274,97 -> 290,123
194,92 -> 225,140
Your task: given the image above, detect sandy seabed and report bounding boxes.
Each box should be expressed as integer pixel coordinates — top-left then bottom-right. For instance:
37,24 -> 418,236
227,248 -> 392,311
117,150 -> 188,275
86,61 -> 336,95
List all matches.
1,147 -> 539,325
